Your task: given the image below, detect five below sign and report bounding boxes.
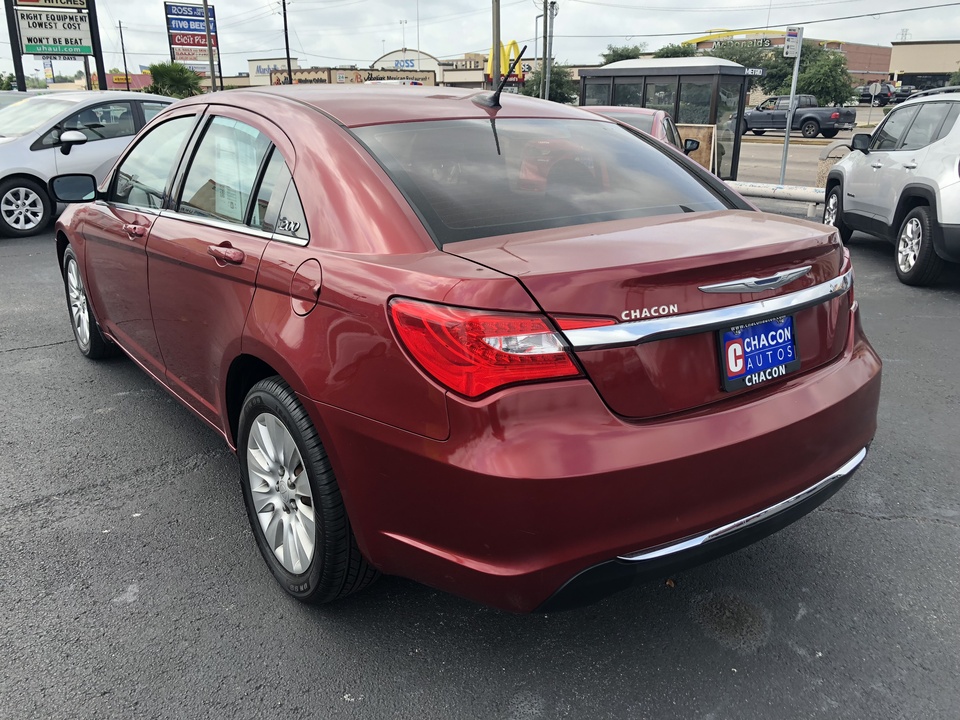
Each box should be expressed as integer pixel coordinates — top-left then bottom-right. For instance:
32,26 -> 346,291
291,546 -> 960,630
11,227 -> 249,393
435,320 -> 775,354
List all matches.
17,8 -> 92,55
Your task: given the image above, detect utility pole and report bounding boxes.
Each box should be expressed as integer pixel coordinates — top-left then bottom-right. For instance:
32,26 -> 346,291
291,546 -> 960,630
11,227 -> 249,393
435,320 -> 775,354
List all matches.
491,0 -> 500,91
540,0 -> 547,98
202,0 -> 217,90
118,21 -> 131,90
87,0 -> 108,91
416,0 -> 420,70
544,1 -> 556,101
3,0 -> 27,91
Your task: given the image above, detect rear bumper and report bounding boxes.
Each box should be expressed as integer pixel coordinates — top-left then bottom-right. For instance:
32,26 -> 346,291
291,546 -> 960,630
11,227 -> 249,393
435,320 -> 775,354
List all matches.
936,223 -> 960,263
538,447 -> 866,611
305,306 -> 882,613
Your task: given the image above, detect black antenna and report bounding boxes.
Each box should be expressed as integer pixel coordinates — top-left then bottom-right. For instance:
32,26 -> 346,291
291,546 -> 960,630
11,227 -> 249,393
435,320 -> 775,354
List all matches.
474,45 -> 527,109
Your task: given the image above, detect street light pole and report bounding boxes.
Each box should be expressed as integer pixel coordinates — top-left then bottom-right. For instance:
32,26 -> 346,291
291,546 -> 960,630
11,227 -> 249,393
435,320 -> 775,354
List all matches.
118,21 -> 131,91
491,0 -> 500,91
202,0 -> 217,91
281,0 -> 292,84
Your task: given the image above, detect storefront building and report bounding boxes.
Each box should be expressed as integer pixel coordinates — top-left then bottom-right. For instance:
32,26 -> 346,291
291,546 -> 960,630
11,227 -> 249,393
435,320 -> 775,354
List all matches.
890,40 -> 960,89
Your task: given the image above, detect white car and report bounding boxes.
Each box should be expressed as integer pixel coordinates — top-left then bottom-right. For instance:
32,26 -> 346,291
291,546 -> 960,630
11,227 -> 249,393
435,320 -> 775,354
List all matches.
0,91 -> 174,237
824,86 -> 960,285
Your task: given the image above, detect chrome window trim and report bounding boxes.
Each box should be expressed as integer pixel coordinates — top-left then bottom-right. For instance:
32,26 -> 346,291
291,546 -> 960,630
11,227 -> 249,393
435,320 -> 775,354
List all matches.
618,446 -> 867,563
562,268 -> 852,351
97,200 -> 159,217
158,209 -> 309,246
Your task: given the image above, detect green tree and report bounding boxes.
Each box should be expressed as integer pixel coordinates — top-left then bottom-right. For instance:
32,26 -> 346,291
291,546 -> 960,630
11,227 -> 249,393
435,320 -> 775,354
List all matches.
949,70 -> 960,86
653,43 -> 696,58
707,42 -> 767,70
600,44 -> 647,64
520,63 -> 578,104
796,51 -> 856,105
0,72 -> 13,91
144,61 -> 202,98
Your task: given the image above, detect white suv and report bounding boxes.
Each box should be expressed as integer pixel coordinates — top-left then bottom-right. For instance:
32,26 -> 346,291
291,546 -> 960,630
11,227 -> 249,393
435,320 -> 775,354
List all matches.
824,87 -> 960,286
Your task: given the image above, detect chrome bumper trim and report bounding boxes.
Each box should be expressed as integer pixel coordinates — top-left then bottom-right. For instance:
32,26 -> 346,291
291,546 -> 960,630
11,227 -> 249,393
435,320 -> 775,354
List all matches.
563,268 -> 853,351
617,446 -> 867,563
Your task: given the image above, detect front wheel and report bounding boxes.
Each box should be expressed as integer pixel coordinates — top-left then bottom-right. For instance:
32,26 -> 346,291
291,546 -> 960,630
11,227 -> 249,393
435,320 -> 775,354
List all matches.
238,377 -> 378,604
822,186 -> 853,243
62,246 -> 116,359
821,129 -> 839,139
751,129 -> 766,136
0,177 -> 52,237
801,120 -> 820,139
895,206 -> 945,286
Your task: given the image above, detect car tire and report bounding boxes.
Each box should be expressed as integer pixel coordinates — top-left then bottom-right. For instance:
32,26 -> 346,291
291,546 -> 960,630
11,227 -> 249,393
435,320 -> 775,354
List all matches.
895,206 -> 945,286
751,130 -> 766,136
0,177 -> 52,238
740,120 -> 748,136
821,129 -> 839,139
238,376 -> 379,604
62,246 -> 117,359
822,186 -> 853,243
801,120 -> 820,139
871,99 -> 881,107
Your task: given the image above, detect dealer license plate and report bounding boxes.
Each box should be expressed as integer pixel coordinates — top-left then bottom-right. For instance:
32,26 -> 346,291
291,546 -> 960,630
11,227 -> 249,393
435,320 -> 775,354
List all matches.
719,315 -> 800,391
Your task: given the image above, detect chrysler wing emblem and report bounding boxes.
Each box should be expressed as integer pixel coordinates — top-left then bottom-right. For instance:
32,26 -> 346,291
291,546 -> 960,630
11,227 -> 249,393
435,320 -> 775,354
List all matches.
699,266 -> 812,294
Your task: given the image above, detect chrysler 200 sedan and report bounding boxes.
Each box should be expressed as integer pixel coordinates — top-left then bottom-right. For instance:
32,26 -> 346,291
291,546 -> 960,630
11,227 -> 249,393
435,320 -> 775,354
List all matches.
50,86 -> 882,613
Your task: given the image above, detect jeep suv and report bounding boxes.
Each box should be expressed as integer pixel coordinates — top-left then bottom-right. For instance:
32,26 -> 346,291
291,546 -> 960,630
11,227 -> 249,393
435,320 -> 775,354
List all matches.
824,87 -> 960,285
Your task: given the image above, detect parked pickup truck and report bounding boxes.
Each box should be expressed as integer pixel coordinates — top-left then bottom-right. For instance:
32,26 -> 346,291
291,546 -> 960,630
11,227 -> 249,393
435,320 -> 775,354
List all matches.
740,95 -> 857,139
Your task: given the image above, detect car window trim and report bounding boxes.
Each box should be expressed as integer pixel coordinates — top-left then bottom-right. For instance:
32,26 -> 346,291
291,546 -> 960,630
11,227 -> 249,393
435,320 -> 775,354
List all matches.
158,207 -> 308,246
244,144 -> 278,227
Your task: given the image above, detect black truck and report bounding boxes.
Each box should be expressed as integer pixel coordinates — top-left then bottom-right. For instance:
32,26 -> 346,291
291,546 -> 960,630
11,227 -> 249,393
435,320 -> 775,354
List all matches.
740,94 -> 857,139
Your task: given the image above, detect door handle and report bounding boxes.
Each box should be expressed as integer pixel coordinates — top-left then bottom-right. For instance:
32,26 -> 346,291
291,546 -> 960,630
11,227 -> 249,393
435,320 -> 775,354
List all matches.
903,162 -> 918,170
870,162 -> 883,169
207,244 -> 245,265
122,223 -> 146,238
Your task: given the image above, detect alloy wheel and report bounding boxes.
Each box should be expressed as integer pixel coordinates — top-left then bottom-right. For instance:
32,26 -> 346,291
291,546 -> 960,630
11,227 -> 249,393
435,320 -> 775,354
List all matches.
824,193 -> 839,227
246,412 -> 316,574
1,186 -> 45,231
897,217 -> 922,273
65,258 -> 91,348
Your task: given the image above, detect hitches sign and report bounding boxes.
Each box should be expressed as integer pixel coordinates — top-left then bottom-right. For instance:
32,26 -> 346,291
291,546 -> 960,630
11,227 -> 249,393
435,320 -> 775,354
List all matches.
17,8 -> 92,55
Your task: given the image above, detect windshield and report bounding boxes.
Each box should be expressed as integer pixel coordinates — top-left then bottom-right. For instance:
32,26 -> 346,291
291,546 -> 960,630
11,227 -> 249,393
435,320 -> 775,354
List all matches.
353,118 -> 726,244
601,112 -> 655,134
0,97 -> 79,137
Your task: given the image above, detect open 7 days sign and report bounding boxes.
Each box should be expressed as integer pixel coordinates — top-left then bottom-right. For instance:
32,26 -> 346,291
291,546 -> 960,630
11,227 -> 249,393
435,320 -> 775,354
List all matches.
17,8 -> 92,55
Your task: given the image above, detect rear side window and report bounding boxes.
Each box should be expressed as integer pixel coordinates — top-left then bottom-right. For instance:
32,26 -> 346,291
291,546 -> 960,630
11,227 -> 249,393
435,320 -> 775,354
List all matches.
110,115 -> 196,209
179,116 -> 272,224
871,106 -> 920,151
901,103 -> 953,150
248,148 -> 309,241
936,103 -> 960,141
353,118 -> 727,244
141,101 -> 170,123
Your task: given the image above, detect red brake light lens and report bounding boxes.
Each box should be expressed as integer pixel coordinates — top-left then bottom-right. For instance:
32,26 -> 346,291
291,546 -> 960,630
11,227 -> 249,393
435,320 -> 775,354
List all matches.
830,111 -> 840,120
389,299 -> 581,398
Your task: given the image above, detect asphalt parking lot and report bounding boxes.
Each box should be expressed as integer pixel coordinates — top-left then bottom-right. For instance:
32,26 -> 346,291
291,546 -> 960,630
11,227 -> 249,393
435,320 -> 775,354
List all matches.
1,226 -> 958,719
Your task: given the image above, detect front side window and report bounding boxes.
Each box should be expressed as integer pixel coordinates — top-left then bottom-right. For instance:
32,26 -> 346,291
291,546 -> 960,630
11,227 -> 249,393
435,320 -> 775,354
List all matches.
179,116 -> 272,224
353,118 -> 728,245
110,115 -> 196,209
900,103 -> 952,150
871,105 -> 920,151
62,102 -> 136,141
142,101 -> 171,123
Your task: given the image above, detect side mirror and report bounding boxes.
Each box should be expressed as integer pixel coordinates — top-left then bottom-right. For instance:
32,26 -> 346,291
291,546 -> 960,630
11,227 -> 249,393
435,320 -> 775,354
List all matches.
59,129 -> 88,156
851,133 -> 871,153
49,174 -> 98,203
683,138 -> 700,156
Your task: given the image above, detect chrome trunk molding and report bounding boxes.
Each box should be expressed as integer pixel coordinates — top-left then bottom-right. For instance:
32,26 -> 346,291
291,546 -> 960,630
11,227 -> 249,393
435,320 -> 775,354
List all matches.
562,268 -> 852,351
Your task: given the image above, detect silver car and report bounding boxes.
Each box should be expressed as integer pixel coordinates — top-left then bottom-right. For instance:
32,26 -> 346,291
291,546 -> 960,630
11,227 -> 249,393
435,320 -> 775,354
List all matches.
0,91 -> 174,237
824,86 -> 960,286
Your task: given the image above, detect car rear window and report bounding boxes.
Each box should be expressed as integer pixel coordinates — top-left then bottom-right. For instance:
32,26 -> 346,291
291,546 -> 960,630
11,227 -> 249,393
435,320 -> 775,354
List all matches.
352,118 -> 727,244
601,112 -> 655,134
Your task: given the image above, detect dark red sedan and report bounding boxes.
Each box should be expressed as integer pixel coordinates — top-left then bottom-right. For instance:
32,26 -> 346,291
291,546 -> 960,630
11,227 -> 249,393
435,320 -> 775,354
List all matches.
50,86 -> 881,613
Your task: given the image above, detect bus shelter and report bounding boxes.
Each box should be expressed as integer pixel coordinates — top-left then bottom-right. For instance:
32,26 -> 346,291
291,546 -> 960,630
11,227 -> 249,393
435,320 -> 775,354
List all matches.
579,57 -> 749,180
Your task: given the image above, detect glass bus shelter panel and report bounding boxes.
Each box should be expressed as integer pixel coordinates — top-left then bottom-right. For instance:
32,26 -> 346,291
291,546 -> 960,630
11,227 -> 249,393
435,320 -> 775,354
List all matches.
644,77 -> 678,118
717,77 -> 745,180
583,80 -> 612,106
613,80 -> 643,106
677,77 -> 714,124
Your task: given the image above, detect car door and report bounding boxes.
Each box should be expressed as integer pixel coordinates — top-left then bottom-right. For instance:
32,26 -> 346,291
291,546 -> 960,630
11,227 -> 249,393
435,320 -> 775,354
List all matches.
842,104 -> 919,219
51,100 -> 141,182
146,109 -> 292,427
79,109 -> 202,379
754,98 -> 777,129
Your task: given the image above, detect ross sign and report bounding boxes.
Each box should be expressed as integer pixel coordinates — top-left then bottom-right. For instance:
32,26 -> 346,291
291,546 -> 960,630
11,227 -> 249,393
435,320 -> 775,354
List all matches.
783,26 -> 801,58
164,2 -> 213,18
16,0 -> 87,7
17,8 -> 92,55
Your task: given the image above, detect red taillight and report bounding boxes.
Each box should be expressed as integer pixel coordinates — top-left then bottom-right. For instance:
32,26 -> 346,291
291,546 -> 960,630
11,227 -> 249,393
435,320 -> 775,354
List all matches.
389,299 -> 583,398
830,111 -> 840,120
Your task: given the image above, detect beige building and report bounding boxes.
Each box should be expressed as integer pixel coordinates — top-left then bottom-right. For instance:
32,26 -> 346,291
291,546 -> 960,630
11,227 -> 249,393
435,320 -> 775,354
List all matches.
890,40 -> 960,88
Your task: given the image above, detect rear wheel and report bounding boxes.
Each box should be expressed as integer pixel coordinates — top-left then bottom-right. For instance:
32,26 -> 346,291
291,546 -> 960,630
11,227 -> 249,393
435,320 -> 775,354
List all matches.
740,120 -> 748,136
822,186 -> 853,243
0,177 -> 52,238
801,120 -> 820,139
62,246 -> 116,359
751,130 -> 766,136
895,206 -> 945,286
238,377 -> 378,604
821,129 -> 839,139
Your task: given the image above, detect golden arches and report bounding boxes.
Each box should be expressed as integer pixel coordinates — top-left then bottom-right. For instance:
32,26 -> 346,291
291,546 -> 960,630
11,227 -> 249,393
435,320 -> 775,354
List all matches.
486,40 -> 524,79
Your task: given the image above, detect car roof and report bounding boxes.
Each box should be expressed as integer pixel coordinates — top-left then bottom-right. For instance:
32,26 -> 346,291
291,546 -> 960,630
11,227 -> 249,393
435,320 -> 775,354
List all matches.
185,85 -> 607,127
9,90 -> 174,105
897,87 -> 960,107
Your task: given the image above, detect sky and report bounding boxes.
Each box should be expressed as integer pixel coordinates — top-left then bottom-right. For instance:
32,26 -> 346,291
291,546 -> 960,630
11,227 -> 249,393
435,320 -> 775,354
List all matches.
2,0 -> 959,79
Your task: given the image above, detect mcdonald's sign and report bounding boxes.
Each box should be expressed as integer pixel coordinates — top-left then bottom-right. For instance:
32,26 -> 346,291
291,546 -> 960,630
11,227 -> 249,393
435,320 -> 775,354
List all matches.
485,40 -> 525,83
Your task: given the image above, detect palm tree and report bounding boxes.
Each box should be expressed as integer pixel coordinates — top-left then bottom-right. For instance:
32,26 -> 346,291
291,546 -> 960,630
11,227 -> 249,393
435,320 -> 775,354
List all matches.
145,62 -> 203,98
